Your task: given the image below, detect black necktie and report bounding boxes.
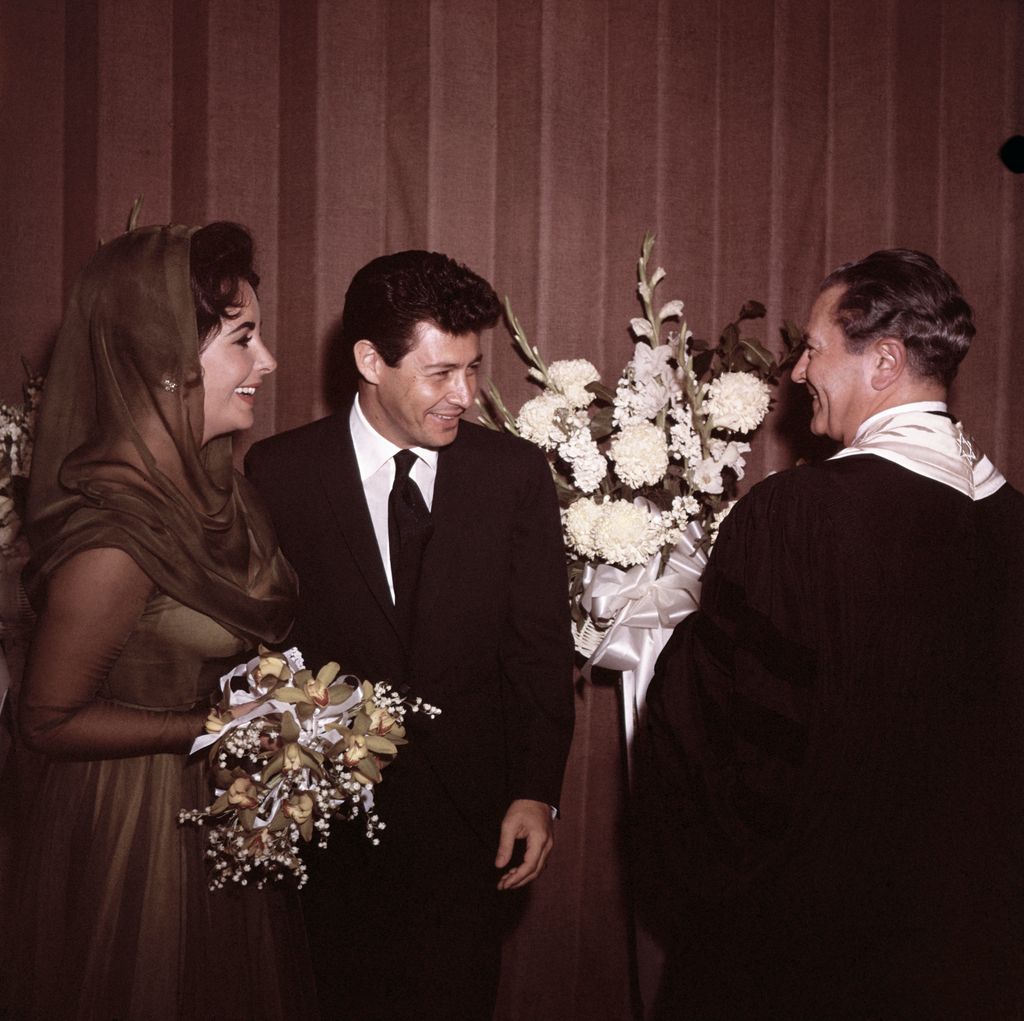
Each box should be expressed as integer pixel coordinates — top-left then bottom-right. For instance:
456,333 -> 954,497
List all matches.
388,449 -> 433,624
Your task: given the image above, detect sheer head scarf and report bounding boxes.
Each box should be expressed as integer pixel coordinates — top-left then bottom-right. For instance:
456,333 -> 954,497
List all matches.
24,224 -> 296,644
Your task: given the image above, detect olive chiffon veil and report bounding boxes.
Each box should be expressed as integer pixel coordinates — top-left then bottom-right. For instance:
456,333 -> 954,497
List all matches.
24,224 -> 295,643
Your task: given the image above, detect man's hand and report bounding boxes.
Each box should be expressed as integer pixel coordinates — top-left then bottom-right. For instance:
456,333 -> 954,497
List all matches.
495,798 -> 555,891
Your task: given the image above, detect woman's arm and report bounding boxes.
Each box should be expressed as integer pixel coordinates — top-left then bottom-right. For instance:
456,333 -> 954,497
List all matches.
18,547 -> 208,759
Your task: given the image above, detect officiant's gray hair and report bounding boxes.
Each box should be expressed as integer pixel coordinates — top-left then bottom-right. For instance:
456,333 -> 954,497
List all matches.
820,248 -> 975,387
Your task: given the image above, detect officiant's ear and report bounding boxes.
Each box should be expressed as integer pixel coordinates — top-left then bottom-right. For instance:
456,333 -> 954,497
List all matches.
354,339 -> 384,384
868,336 -> 907,391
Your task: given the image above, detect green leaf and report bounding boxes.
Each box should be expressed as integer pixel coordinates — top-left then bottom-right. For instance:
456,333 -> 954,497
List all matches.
365,735 -> 398,755
125,195 -> 144,232
737,338 -> 776,373
692,350 -> 715,378
585,381 -> 616,403
588,405 -> 615,440
719,322 -> 739,355
737,300 -> 766,321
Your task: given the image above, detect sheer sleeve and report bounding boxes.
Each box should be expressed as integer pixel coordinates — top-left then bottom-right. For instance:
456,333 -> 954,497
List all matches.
18,547 -> 208,759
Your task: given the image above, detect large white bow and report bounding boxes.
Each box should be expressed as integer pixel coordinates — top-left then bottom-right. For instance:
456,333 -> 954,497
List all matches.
580,519 -> 707,770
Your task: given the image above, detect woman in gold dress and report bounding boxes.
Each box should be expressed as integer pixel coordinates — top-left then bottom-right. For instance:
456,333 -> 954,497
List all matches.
8,222 -> 315,1019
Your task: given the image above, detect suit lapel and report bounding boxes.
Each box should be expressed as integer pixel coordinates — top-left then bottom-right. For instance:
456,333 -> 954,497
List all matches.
316,410 -> 399,632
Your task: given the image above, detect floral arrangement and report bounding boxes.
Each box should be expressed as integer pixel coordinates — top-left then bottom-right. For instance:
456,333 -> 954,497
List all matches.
179,646 -> 441,889
480,233 -> 799,659
0,360 -> 43,561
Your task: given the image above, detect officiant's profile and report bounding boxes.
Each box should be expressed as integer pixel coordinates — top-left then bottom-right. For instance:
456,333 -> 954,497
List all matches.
640,247 -> 1024,1019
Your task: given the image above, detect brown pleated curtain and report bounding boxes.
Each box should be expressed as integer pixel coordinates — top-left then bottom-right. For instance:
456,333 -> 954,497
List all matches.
1,1 -> 1021,1018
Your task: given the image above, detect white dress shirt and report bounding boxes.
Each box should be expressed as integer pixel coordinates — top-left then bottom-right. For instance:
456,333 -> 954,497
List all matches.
349,395 -> 438,601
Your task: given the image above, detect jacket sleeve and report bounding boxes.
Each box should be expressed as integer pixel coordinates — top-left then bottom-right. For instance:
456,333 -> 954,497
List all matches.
499,442 -> 575,811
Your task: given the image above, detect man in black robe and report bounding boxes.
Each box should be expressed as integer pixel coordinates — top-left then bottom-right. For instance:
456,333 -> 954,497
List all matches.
639,249 -> 1024,1019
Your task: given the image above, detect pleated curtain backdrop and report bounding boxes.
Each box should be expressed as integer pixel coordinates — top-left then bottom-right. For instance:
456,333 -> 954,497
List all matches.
2,1 -> 1021,1018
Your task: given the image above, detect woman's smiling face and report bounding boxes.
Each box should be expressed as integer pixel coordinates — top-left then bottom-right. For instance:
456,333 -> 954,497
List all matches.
198,281 -> 276,445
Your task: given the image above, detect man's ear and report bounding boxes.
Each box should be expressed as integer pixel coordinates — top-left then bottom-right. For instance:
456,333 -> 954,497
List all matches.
868,337 -> 907,391
353,339 -> 383,384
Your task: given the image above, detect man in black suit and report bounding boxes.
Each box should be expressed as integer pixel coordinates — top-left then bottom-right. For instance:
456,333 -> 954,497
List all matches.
246,250 -> 574,1020
640,249 -> 1024,1019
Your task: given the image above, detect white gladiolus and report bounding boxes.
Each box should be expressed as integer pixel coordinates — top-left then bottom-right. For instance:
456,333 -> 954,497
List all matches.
630,317 -> 655,340
630,342 -> 676,387
708,438 -> 751,480
690,457 -> 725,495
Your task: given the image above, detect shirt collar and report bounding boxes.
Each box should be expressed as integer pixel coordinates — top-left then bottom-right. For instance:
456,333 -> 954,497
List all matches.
349,395 -> 439,481
852,400 -> 948,443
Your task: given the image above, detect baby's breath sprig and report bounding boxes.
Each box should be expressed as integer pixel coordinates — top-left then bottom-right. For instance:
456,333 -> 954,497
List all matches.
179,647 -> 440,889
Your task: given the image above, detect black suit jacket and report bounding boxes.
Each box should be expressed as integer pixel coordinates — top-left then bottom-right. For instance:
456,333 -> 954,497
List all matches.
245,405 -> 575,854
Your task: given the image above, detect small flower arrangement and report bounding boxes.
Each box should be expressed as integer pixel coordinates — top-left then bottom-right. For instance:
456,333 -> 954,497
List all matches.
179,646 -> 440,889
480,233 -> 799,659
0,360 -> 43,560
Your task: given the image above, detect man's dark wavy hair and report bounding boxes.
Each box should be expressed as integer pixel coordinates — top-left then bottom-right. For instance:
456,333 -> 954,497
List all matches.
820,248 -> 975,387
341,250 -> 502,365
190,221 -> 260,349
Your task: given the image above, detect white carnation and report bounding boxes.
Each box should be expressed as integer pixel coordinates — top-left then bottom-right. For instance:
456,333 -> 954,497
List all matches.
704,372 -> 771,433
591,500 -> 664,568
546,359 -> 601,409
563,498 -> 605,560
558,430 -> 607,493
608,422 -> 669,488
516,392 -> 576,451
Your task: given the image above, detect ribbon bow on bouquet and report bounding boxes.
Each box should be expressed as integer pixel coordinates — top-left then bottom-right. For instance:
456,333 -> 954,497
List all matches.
180,646 -> 440,888
579,520 -> 707,764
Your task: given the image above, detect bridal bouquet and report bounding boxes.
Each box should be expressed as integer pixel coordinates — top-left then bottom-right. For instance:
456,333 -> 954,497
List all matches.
179,646 -> 440,889
480,234 -> 798,745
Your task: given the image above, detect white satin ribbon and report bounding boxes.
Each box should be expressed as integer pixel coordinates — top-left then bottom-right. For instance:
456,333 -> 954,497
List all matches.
189,654 -> 374,822
581,519 -> 707,767
832,410 -> 1005,499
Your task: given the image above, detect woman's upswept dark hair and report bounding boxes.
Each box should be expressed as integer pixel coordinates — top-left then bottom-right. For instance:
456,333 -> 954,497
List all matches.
189,221 -> 260,348
820,248 -> 975,387
340,250 -> 502,365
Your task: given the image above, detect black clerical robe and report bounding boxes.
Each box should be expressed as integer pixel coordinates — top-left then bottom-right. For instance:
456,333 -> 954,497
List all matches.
640,454 -> 1024,1020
